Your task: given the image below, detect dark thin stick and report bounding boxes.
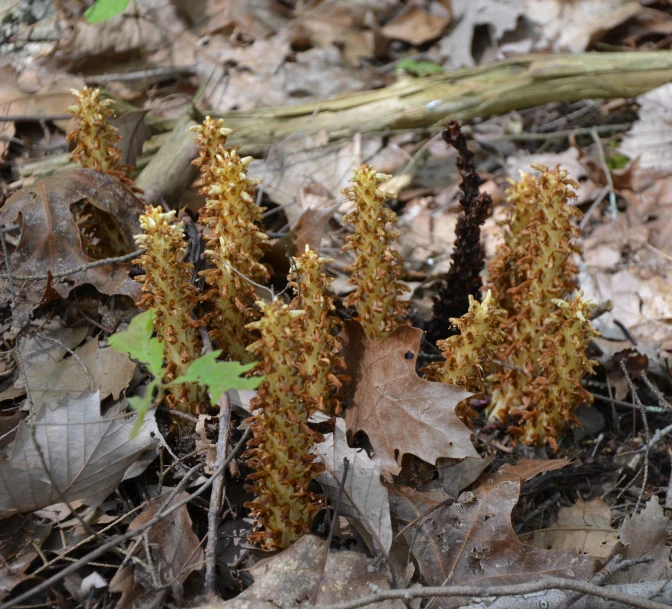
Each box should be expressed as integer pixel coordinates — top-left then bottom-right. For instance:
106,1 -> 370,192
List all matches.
0,114 -> 71,122
85,66 -> 196,85
310,457 -> 350,606
204,393 -> 232,598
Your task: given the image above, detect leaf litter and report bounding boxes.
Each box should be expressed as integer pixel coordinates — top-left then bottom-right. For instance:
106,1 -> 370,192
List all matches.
1,2 -> 672,609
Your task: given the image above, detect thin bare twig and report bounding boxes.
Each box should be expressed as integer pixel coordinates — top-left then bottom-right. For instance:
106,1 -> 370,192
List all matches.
204,393 -> 232,598
307,578 -> 671,609
0,249 -> 142,281
620,360 -> 650,512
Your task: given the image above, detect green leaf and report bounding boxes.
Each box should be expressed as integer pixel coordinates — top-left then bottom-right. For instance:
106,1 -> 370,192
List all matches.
108,309 -> 164,378
395,59 -> 444,78
173,350 -> 261,406
85,0 -> 132,23
128,380 -> 157,437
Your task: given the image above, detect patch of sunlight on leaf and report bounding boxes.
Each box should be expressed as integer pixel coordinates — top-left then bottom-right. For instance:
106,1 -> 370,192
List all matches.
85,0 -> 132,23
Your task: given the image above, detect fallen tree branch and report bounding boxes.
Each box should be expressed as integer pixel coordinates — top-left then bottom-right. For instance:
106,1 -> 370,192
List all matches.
21,51 -> 672,180
310,579 -> 672,609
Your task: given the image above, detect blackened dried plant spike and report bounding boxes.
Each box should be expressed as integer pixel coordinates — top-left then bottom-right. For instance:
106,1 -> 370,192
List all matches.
428,121 -> 493,345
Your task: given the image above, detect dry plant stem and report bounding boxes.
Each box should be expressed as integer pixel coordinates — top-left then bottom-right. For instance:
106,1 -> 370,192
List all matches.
311,457 -> 349,605
306,579 -> 672,609
429,121 -> 493,344
204,393 -> 232,599
164,53 -> 672,156
0,428 -> 252,609
619,360 -> 650,512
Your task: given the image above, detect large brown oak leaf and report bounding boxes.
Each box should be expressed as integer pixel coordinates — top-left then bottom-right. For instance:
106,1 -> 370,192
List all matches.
0,169 -> 143,331
389,460 -> 596,608
343,322 -> 478,475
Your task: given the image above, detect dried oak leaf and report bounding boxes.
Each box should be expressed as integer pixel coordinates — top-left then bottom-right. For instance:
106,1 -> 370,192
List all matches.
0,169 -> 142,330
110,491 -> 204,605
202,535 -> 403,609
389,460 -> 596,608
343,322 -> 477,476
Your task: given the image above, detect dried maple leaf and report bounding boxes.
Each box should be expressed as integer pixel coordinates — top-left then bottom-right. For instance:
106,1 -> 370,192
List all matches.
0,169 -> 143,331
389,460 -> 596,608
343,321 -> 477,475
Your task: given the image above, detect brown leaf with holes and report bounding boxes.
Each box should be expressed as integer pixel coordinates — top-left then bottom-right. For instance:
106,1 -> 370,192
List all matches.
343,322 -> 477,475
389,460 -> 596,608
0,169 -> 143,332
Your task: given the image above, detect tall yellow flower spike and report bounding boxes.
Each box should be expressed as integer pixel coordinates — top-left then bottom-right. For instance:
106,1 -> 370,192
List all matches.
134,206 -> 203,413
423,290 -> 506,420
520,295 -> 600,447
487,165 -> 598,447
192,118 -> 269,362
291,245 -> 345,414
244,300 -> 324,551
67,87 -> 136,189
342,165 -> 409,339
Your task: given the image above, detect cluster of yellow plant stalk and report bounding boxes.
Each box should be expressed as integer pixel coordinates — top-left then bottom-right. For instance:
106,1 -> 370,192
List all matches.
68,88 -> 599,550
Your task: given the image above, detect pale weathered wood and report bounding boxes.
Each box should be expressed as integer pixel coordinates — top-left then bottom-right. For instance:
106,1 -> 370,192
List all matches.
22,51 -> 672,179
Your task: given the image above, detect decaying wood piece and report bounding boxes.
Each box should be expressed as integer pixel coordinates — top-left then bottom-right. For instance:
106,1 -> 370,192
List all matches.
22,51 -> 672,180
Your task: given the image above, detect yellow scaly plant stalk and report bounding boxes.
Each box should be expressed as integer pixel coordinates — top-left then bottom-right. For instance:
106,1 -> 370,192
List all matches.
244,300 -> 324,551
487,165 -> 598,447
67,87 -> 137,190
134,206 -> 203,413
423,290 -> 506,420
191,117 -> 269,362
291,245 -> 345,414
341,165 -> 409,339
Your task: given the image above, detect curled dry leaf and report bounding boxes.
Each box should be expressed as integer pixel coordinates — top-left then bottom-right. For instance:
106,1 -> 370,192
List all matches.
315,417 -> 393,553
110,491 -> 204,606
525,498 -> 619,559
389,460 -> 596,608
0,169 -> 143,331
343,322 -> 477,476
613,496 -> 672,583
200,535 -> 403,609
0,391 -> 157,519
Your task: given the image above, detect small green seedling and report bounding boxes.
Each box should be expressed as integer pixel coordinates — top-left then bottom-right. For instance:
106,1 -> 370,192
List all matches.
85,0 -> 132,24
395,59 -> 445,78
109,309 -> 260,434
